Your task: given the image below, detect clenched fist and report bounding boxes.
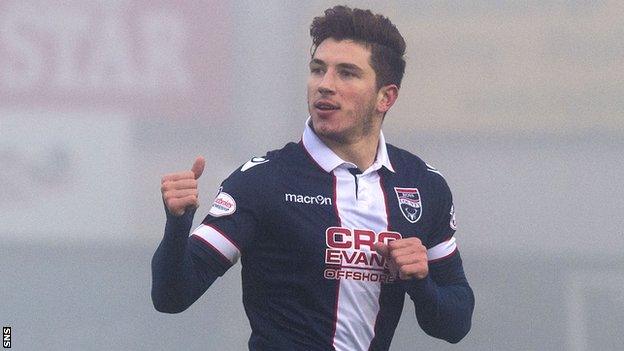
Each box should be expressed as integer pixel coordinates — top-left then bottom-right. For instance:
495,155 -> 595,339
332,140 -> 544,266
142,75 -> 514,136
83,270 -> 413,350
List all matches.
374,237 -> 429,280
161,156 -> 205,216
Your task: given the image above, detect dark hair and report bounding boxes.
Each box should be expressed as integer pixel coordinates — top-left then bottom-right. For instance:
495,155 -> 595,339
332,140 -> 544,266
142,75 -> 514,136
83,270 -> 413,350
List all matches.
310,5 -> 406,90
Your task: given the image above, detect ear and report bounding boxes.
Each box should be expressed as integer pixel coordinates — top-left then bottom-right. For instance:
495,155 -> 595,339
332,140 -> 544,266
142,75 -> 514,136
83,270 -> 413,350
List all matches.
376,84 -> 399,113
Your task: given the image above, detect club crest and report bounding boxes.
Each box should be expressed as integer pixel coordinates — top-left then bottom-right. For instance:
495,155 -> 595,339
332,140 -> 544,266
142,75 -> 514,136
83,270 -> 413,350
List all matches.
394,187 -> 422,223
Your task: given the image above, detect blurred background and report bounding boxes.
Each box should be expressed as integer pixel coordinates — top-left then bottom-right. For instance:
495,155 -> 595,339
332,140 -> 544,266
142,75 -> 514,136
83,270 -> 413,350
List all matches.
1,1 -> 623,350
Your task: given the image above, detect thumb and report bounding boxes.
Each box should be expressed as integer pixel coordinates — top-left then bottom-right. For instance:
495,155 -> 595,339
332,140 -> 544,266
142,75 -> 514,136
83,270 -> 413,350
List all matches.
374,242 -> 389,258
191,156 -> 205,179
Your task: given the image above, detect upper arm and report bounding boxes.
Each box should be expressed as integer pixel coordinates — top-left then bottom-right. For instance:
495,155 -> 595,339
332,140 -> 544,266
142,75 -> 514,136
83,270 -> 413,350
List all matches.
189,158 -> 271,273
425,171 -> 459,264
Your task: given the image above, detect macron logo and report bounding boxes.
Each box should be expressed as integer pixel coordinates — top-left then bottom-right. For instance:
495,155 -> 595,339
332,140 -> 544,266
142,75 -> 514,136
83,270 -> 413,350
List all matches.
285,193 -> 332,206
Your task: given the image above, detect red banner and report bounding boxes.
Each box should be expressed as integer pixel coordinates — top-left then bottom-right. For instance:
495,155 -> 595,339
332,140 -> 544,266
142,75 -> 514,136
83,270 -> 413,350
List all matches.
0,0 -> 231,119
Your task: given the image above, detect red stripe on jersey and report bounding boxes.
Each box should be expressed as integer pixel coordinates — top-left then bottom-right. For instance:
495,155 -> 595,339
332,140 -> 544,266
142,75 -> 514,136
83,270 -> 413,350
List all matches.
191,234 -> 234,266
368,172 -> 391,350
330,170 -> 343,349
428,246 -> 458,264
332,171 -> 342,226
379,174 -> 392,232
331,277 -> 342,348
205,223 -> 242,252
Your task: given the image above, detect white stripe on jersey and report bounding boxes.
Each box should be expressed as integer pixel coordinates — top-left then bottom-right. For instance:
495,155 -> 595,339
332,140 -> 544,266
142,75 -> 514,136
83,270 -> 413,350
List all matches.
332,168 -> 387,351
427,236 -> 457,261
192,224 -> 241,264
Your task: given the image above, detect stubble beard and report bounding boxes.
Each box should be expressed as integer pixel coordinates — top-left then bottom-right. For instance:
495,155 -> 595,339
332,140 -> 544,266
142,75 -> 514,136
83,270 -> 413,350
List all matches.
309,99 -> 378,146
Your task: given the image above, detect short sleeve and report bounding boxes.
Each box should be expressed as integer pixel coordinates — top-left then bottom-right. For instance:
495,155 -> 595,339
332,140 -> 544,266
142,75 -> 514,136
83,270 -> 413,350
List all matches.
425,175 -> 458,262
189,165 -> 267,268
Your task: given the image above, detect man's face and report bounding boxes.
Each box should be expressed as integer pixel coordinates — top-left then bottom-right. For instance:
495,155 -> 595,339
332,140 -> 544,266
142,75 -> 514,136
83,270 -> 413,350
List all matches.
307,38 -> 382,144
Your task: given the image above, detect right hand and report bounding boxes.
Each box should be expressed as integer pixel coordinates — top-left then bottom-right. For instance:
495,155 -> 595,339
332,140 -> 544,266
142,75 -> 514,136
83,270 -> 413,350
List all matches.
161,156 -> 205,216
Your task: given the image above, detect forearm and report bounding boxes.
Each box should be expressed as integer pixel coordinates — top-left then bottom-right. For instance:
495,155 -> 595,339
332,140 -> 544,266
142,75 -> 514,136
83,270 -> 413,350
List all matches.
151,209 -> 217,313
403,252 -> 474,343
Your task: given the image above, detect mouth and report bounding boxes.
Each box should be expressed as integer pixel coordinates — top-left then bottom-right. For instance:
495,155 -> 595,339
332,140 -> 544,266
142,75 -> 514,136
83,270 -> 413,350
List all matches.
314,100 -> 340,111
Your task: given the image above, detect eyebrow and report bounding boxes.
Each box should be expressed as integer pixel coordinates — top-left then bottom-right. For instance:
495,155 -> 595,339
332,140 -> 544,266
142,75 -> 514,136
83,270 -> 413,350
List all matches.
309,58 -> 365,74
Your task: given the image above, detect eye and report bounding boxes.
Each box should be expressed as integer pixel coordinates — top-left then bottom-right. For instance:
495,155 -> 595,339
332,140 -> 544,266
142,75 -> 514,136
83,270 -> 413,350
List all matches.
310,66 -> 324,75
339,70 -> 357,78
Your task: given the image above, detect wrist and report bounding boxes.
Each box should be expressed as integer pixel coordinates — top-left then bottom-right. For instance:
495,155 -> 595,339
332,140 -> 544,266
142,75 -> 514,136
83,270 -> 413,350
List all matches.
401,274 -> 437,303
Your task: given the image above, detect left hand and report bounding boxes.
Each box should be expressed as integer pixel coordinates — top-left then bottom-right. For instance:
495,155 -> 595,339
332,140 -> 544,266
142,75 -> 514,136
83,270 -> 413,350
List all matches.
374,237 -> 428,280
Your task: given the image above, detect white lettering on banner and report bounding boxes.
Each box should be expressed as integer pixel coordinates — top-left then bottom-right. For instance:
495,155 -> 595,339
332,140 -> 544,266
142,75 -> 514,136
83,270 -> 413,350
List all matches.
0,5 -> 43,90
87,2 -> 138,90
140,10 -> 190,92
0,1 -> 190,93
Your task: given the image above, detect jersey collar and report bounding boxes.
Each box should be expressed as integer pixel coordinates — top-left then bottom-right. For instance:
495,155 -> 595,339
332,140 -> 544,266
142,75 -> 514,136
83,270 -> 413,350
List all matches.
301,117 -> 395,174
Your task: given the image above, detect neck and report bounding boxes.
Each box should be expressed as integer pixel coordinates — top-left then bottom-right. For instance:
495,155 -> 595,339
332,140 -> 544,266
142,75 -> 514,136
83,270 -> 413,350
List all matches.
319,131 -> 380,171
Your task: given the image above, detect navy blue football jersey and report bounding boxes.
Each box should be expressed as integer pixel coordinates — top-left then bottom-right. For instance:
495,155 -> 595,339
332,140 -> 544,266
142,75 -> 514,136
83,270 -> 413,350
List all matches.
189,122 -> 461,350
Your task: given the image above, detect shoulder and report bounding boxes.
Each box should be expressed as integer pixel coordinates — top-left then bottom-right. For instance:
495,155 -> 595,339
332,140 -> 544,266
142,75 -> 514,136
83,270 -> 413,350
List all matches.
386,143 -> 427,172
387,144 -> 447,179
210,143 -> 300,216
222,142 -> 301,185
386,143 -> 452,194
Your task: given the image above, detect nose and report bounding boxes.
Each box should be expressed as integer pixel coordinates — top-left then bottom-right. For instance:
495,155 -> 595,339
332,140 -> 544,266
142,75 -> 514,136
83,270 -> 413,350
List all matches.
317,70 -> 336,95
